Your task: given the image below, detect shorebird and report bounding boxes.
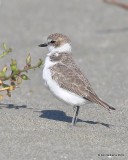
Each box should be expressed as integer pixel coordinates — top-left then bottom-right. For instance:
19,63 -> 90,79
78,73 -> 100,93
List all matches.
39,33 -> 115,125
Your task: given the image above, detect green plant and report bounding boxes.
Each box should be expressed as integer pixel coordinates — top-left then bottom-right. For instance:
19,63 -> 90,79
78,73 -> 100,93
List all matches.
0,43 -> 43,100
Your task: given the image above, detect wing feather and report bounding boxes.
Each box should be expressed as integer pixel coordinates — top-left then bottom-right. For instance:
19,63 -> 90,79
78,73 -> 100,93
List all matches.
50,62 -> 115,111
50,63 -> 96,98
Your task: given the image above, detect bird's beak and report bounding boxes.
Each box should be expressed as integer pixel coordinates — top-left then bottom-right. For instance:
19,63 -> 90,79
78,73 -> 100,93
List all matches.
38,43 -> 48,47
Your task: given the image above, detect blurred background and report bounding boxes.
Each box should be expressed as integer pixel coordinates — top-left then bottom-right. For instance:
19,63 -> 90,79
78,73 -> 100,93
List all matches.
0,0 -> 128,106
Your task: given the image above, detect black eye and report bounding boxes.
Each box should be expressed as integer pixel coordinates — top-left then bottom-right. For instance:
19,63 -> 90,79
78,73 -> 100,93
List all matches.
50,40 -> 56,43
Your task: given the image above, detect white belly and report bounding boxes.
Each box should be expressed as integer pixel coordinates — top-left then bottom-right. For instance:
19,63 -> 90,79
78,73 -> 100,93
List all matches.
42,56 -> 86,106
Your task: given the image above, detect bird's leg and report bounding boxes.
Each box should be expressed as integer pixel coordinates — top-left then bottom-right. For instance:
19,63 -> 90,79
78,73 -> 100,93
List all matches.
72,106 -> 80,126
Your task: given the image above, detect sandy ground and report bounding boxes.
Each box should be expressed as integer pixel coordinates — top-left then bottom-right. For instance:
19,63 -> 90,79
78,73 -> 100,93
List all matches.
0,0 -> 128,159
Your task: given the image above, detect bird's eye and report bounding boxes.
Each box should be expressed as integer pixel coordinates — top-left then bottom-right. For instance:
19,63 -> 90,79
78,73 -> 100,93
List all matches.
50,40 -> 56,43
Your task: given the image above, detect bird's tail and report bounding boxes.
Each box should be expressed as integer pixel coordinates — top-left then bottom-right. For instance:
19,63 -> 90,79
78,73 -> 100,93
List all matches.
94,96 -> 115,111
84,93 -> 116,111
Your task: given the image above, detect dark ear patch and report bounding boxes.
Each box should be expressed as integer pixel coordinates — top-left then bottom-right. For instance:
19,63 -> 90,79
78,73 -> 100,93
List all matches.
50,40 -> 56,44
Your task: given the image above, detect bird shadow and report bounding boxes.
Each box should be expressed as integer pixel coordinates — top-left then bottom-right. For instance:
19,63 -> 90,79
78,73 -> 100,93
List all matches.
38,109 -> 111,128
0,103 -> 28,109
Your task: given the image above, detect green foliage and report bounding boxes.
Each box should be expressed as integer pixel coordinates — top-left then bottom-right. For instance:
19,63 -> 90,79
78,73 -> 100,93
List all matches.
0,43 -> 12,59
0,43 -> 43,99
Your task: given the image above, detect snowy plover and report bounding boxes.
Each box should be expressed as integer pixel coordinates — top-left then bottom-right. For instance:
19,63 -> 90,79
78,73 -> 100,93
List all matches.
39,33 -> 115,125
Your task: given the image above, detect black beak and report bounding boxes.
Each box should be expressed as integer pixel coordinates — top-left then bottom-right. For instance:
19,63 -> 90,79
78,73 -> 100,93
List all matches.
38,43 -> 48,47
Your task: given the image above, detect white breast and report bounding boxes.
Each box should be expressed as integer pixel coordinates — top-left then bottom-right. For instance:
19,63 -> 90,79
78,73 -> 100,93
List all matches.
42,54 -> 87,106
42,55 -> 56,86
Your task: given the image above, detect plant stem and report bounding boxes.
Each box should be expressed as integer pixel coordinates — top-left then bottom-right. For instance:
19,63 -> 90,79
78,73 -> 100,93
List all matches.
1,60 -> 43,81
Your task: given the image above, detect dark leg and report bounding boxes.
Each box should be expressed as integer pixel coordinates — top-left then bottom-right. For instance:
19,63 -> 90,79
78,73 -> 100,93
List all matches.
72,106 -> 80,126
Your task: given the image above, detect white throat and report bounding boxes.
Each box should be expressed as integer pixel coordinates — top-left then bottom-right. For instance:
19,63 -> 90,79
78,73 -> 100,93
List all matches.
48,43 -> 72,53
